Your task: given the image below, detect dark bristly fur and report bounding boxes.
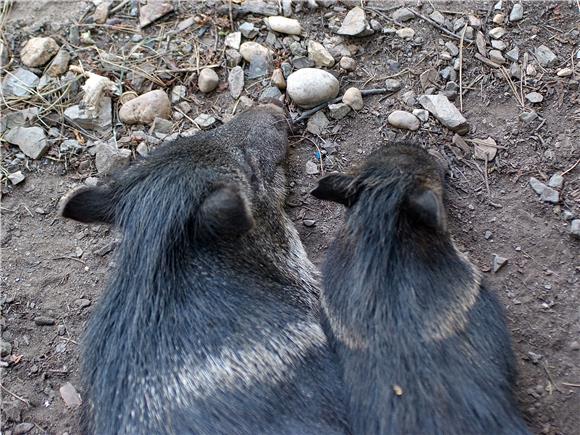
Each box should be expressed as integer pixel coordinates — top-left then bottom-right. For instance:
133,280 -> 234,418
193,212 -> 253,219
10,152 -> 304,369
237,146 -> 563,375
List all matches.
312,144 -> 530,435
60,104 -> 349,435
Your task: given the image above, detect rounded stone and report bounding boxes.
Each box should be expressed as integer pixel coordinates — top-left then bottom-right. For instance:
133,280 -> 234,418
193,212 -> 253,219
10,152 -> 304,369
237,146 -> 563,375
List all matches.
239,42 -> 270,63
118,90 -> 171,125
198,68 -> 219,93
387,110 -> 420,131
286,68 -> 339,109
339,56 -> 357,72
342,87 -> 363,110
21,37 -> 59,67
265,16 -> 302,35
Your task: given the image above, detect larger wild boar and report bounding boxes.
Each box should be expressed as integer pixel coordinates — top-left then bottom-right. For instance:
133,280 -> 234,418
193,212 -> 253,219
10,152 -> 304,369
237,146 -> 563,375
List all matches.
311,144 -> 530,435
60,103 -> 349,435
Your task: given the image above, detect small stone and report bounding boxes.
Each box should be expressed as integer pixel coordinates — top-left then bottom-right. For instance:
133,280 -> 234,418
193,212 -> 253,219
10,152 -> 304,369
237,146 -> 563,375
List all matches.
475,31 -> 487,56
339,56 -> 356,71
239,22 -> 258,38
505,47 -> 519,62
305,160 -> 320,175
259,86 -> 282,102
453,17 -> 466,32
4,126 -> 49,159
228,66 -> 244,99
525,92 -> 543,103
198,68 -> 219,93
194,114 -> 216,129
46,49 -> 70,77
384,78 -> 402,92
493,13 -> 505,24
271,68 -> 286,90
570,341 -> 580,351
118,90 -> 171,125
429,11 -> 445,25
526,64 -> 537,77
306,111 -> 329,135
492,254 -> 508,273
13,423 -> 34,435
292,57 -> 315,69
0,340 -> 12,357
237,96 -> 254,112
303,219 -> 316,227
392,7 -> 414,22
370,19 -> 381,32
472,137 -> 498,161
337,7 -> 373,37
540,187 -> 559,204
308,40 -> 335,67
139,0 -> 174,28
60,382 -> 82,408
152,117 -> 172,134
136,142 -> 149,157
74,298 -> 91,308
412,109 -> 429,122
489,27 -> 506,39
1,68 -> 39,97
494,0 -> 503,10
93,1 -> 110,23
387,110 -> 420,131
342,87 -> 363,110
509,3 -> 523,22
328,102 -> 351,120
548,173 -> 563,189
489,50 -> 506,64
468,15 -> 482,29
396,27 -> 415,39
64,97 -> 112,132
445,41 -> 459,57
556,67 -> 573,77
420,68 -> 438,90
570,219 -> 580,238
34,316 -> 56,326
224,32 -> 241,50
519,111 -> 537,123
529,177 -> 546,195
20,37 -> 59,67
225,49 -> 242,67
171,85 -> 186,103
535,45 -> 557,67
95,141 -> 131,174
8,171 -> 26,185
265,16 -> 302,35
484,230 -> 493,240
418,94 -> 469,134
240,42 -> 271,78
491,40 -> 507,50
440,66 -> 457,82
60,139 -> 82,154
286,68 -> 339,108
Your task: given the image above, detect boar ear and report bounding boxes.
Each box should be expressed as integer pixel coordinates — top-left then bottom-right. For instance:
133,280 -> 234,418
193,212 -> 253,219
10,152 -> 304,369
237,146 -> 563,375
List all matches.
311,173 -> 356,206
406,187 -> 447,231
198,185 -> 254,238
59,186 -> 116,224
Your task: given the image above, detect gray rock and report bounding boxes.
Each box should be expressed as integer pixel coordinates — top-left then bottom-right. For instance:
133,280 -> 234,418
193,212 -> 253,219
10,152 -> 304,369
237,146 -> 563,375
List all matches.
420,68 -> 439,89
226,49 -> 242,67
384,78 -> 402,92
570,219 -> 580,238
418,94 -> 469,134
20,36 -> 59,67
509,3 -> 523,22
392,7 -> 414,22
540,187 -> 559,204
228,66 -> 244,99
292,57 -> 315,69
491,40 -> 507,51
525,92 -> 543,103
468,15 -> 482,29
60,139 -> 82,154
489,49 -> 506,64
259,86 -> 282,102
64,97 -> 112,132
281,62 -> 292,78
46,48 -> 70,77
306,111 -> 329,135
240,42 -> 271,78
492,254 -> 508,273
440,66 -> 457,82
339,56 -> 356,71
139,0 -> 174,28
475,31 -> 487,56
412,109 -> 429,122
328,102 -> 351,120
34,316 -> 56,326
396,27 -> 415,39
152,117 -> 172,134
265,16 -> 302,35
303,219 -> 316,227
239,22 -> 258,38
60,382 -> 82,408
548,173 -> 563,189
337,6 -> 373,37
429,11 -> 445,25
286,68 -> 339,108
306,160 -> 320,175
237,96 -> 255,112
535,45 -> 557,67
308,40 -> 335,67
529,177 -> 546,195
484,230 -> 493,240
342,87 -> 363,110
13,422 -> 34,434
289,41 -> 307,56
1,67 -> 39,97
224,31 -> 241,50
4,126 -> 49,159
387,110 -> 420,131
519,111 -> 537,123
489,27 -> 506,39
171,85 -> 187,103
118,90 -> 171,125
198,68 -> 219,93
0,340 -> 12,357
505,46 -> 519,62
7,171 -> 26,185
194,113 -> 216,129
95,141 -> 131,174
445,41 -> 459,57
453,17 -> 466,32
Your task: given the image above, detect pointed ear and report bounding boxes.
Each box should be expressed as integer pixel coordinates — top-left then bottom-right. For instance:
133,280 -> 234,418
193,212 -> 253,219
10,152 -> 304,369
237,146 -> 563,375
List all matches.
59,186 -> 116,224
198,185 -> 254,238
311,173 -> 356,206
406,188 -> 447,231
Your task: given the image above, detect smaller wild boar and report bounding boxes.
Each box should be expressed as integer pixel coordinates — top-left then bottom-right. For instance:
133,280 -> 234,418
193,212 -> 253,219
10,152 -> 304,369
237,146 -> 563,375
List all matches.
311,143 -> 530,435
60,103 -> 349,435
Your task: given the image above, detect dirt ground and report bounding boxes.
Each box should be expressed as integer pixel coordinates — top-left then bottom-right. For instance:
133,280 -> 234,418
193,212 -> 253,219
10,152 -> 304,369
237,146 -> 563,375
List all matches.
1,1 -> 579,434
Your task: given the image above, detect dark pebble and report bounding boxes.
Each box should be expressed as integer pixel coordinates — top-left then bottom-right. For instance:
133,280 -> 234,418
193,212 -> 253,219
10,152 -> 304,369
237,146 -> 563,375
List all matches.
34,316 -> 56,326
